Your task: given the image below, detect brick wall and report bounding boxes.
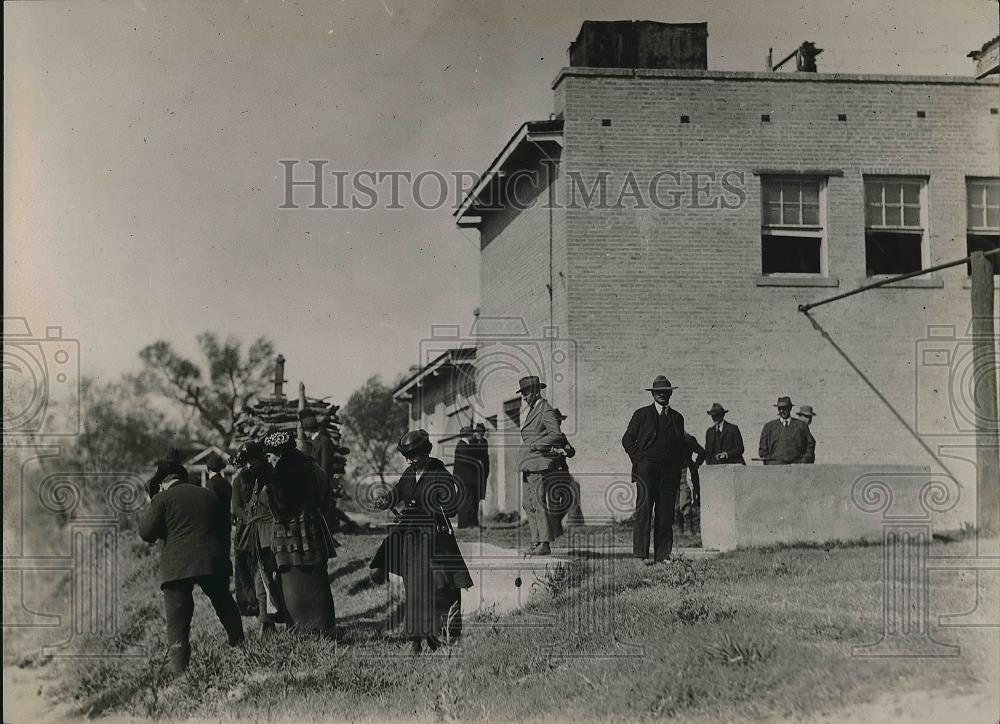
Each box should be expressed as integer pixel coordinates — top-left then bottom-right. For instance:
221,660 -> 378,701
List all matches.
475,155 -> 570,512
551,70 -> 1000,527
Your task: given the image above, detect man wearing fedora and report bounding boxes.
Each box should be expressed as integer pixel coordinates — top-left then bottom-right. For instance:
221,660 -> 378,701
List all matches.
704,403 -> 746,466
758,396 -> 814,465
621,375 -> 688,563
138,458 -> 244,674
796,405 -> 817,464
517,375 -> 564,556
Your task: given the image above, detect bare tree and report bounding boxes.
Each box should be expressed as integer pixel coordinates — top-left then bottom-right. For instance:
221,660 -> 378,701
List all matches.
136,333 -> 276,448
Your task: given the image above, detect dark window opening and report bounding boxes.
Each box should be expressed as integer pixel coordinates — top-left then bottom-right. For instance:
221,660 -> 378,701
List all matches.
680,115 -> 690,123
865,231 -> 923,275
762,235 -> 822,274
916,110 -> 926,118
601,118 -> 612,127
761,113 -> 771,123
967,234 -> 1000,275
838,113 -> 847,122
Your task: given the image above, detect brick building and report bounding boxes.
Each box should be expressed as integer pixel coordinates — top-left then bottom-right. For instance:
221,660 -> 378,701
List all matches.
455,23 -> 1000,524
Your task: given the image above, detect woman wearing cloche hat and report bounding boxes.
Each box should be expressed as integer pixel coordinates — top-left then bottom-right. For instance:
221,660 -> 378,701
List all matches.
369,429 -> 474,654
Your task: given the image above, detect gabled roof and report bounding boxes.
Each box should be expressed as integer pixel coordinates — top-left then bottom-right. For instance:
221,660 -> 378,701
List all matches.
394,347 -> 476,400
454,119 -> 564,224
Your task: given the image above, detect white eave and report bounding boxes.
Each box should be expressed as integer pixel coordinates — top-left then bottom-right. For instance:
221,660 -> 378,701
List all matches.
454,120 -> 564,224
393,347 -> 476,401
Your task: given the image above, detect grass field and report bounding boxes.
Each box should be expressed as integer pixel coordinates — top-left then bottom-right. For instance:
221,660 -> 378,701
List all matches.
22,529 -> 1000,721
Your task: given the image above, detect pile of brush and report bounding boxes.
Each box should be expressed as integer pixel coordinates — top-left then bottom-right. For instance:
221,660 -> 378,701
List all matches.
233,396 -> 349,475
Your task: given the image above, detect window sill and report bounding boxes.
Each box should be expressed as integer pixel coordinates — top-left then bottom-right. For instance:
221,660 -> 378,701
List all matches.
962,276 -> 1000,289
866,275 -> 943,289
756,275 -> 840,287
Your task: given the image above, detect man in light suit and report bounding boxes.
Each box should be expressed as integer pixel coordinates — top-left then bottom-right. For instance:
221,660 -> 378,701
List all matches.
796,405 -> 817,464
704,403 -> 746,466
517,375 -> 564,556
621,375 -> 687,563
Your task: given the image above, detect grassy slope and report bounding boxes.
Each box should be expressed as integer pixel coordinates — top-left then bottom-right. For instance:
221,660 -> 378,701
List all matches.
56,532 -> 997,721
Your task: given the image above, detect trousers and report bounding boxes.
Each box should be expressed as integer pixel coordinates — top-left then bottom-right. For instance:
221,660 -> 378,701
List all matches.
162,575 -> 244,673
632,458 -> 682,560
521,471 -> 553,544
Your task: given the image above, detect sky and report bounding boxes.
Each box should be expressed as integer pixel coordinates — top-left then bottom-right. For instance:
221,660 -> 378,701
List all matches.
5,0 -> 997,404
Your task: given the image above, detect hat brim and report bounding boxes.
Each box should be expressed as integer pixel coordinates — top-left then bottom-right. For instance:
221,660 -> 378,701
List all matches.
518,383 -> 547,394
707,409 -> 728,415
646,386 -> 678,392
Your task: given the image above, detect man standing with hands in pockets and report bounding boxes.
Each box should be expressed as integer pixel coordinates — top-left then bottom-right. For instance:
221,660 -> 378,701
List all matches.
622,375 -> 688,564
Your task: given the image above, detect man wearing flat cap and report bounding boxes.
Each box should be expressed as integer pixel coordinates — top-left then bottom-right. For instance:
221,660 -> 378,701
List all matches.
704,403 -> 746,467
796,405 -> 817,464
758,396 -> 814,465
138,458 -> 244,674
621,375 -> 688,563
517,375 -> 564,556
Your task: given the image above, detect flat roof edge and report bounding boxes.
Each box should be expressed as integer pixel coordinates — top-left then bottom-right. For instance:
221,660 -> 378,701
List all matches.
551,66 -> 1000,89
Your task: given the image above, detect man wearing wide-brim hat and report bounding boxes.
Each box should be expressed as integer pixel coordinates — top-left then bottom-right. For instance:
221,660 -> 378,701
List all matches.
796,405 -> 817,464
704,403 -> 746,466
516,375 -> 564,556
758,396 -> 814,465
621,375 -> 688,563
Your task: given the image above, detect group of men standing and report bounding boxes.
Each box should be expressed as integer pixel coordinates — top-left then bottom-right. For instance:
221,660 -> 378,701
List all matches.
450,423 -> 491,528
621,376 -> 820,563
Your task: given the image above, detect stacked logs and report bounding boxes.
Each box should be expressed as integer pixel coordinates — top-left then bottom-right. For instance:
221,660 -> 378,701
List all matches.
233,396 -> 350,476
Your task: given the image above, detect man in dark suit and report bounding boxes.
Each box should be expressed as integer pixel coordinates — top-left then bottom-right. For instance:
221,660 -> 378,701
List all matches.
759,396 -> 814,464
621,375 -> 687,563
517,375 -> 564,556
472,422 -> 491,508
704,403 -> 746,466
138,460 -> 243,674
300,410 -> 352,532
205,453 -> 232,508
453,425 -> 481,528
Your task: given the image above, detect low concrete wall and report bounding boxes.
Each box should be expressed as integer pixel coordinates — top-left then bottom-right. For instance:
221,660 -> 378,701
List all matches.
701,464 -> 948,551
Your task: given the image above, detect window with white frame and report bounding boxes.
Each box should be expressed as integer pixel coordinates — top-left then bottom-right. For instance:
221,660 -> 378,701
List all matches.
967,178 -> 1000,275
760,178 -> 826,275
863,177 -> 927,276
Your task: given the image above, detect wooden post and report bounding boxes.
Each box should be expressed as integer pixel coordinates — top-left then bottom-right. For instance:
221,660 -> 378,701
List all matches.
298,381 -> 307,451
273,354 -> 286,399
970,251 -> 999,534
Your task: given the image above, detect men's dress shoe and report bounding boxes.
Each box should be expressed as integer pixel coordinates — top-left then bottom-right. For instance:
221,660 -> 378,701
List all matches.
531,543 -> 551,556
643,558 -> 658,566
410,639 -> 423,655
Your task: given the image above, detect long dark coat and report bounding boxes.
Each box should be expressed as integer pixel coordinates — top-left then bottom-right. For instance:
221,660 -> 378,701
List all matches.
471,438 -> 490,501
452,439 -> 482,528
267,448 -> 336,568
231,465 -> 265,616
370,457 -> 473,638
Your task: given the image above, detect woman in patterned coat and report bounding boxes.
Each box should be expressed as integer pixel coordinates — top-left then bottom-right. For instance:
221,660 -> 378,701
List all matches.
262,430 -> 337,637
370,429 -> 474,654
